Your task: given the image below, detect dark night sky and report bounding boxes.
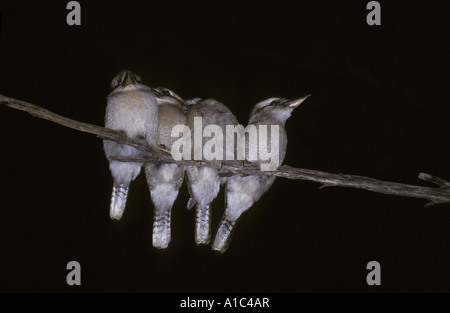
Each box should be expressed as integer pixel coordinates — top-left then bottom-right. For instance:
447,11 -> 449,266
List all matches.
0,0 -> 450,292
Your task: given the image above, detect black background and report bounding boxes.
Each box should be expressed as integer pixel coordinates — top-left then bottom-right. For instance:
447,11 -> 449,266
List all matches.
0,0 -> 449,292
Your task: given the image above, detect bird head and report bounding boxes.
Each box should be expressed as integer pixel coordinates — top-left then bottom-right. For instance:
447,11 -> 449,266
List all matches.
110,70 -> 143,91
184,97 -> 202,114
249,95 -> 311,124
152,87 -> 185,106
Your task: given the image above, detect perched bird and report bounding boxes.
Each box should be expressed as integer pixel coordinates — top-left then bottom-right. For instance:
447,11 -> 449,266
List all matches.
185,98 -> 239,245
103,70 -> 158,220
212,95 -> 310,253
145,87 -> 186,249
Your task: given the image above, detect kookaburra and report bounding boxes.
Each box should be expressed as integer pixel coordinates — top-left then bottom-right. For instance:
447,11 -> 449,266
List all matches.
145,87 -> 186,249
103,70 -> 158,220
185,98 -> 239,245
212,95 -> 310,253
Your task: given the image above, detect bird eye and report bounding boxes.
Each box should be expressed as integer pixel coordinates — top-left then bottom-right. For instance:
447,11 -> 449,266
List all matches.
117,79 -> 122,85
162,89 -> 170,96
270,100 -> 277,106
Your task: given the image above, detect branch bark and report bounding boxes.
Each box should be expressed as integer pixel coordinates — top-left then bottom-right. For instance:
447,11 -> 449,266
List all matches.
1,93 -> 449,206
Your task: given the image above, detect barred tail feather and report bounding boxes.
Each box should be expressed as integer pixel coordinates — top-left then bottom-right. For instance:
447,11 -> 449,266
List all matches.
110,184 -> 128,220
212,217 -> 236,253
153,208 -> 172,249
195,204 -> 211,245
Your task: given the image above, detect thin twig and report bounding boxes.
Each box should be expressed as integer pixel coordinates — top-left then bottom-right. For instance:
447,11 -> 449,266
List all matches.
1,93 -> 449,206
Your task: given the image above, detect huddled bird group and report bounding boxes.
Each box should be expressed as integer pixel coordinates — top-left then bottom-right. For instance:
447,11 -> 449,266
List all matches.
103,69 -> 310,253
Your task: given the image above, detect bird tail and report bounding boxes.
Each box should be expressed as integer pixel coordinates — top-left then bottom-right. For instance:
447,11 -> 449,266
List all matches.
195,203 -> 211,245
153,208 -> 171,249
212,217 -> 236,253
110,184 -> 128,220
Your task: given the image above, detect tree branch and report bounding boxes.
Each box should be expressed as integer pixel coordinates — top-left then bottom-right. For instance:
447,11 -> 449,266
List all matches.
1,93 -> 449,206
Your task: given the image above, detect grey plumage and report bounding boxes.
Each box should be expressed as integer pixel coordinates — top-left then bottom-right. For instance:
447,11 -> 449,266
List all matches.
103,70 -> 158,220
145,87 -> 186,249
185,98 -> 239,245
212,95 -> 310,253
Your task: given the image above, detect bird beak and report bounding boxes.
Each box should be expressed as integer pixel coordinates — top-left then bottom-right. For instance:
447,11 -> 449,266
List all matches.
123,72 -> 135,86
172,93 -> 184,104
285,94 -> 311,109
152,88 -> 162,97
